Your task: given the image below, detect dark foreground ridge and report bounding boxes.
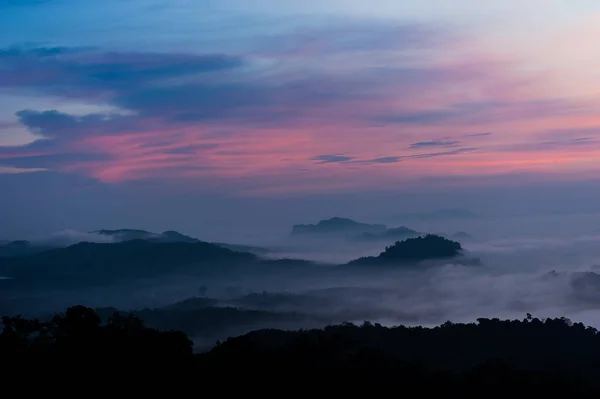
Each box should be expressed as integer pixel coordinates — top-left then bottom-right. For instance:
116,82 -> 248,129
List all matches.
3,305 -> 600,392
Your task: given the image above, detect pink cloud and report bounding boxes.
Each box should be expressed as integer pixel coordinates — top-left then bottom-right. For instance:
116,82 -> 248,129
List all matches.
2,30 -> 600,195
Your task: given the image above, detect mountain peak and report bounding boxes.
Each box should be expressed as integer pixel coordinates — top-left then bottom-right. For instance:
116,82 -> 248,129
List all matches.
292,217 -> 387,236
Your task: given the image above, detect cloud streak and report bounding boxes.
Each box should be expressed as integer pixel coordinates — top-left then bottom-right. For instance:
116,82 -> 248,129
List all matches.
1,15 -> 600,194
311,148 -> 478,166
0,46 -> 244,96
409,140 -> 460,149
311,155 -> 355,164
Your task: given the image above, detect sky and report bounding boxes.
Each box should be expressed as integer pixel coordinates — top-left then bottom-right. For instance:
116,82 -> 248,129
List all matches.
1,0 -> 600,238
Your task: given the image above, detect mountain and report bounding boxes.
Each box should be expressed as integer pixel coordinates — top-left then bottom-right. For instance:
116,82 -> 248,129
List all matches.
210,242 -> 269,255
0,240 -> 53,257
92,228 -> 200,243
356,226 -> 421,241
0,230 -> 202,258
149,230 -> 198,243
0,239 -> 258,284
292,217 -> 387,236
392,208 -> 477,222
290,217 -> 424,242
92,228 -> 268,254
347,234 -> 465,266
92,229 -> 157,241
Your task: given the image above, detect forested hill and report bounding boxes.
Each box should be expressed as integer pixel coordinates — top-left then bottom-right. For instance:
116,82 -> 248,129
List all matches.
3,305 -> 600,394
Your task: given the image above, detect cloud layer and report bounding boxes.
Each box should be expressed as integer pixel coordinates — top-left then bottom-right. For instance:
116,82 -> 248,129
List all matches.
1,11 -> 600,195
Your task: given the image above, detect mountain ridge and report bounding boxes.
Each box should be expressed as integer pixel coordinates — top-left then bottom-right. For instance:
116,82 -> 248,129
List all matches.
291,217 -> 421,241
347,234 -> 475,266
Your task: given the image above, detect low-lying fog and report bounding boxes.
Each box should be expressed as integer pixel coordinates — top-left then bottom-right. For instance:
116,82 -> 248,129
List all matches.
3,211 -> 600,351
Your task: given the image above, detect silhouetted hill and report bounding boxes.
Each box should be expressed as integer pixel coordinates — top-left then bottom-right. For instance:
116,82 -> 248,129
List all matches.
1,305 -> 194,367
348,234 -> 464,266
210,242 -> 269,255
150,230 -> 198,243
292,217 -> 387,236
0,239 -> 258,284
92,228 -> 268,254
0,240 -> 53,257
3,305 -> 600,392
203,315 -> 600,386
290,218 -> 426,243
92,229 -> 156,241
356,226 -> 421,241
95,305 -> 308,345
393,208 -> 477,222
160,297 -> 220,311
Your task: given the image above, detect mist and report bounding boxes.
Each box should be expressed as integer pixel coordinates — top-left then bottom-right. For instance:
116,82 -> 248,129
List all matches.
41,230 -> 116,246
3,210 -> 600,351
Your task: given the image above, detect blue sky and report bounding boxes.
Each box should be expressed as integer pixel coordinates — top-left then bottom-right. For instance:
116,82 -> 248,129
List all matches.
1,0 -> 600,237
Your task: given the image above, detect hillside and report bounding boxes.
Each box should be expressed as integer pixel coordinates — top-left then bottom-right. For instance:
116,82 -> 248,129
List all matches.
204,315 -> 600,384
94,228 -> 268,254
292,217 -> 387,236
348,234 -> 464,265
0,239 -> 258,283
3,306 -> 600,394
93,229 -> 157,241
0,240 -> 53,257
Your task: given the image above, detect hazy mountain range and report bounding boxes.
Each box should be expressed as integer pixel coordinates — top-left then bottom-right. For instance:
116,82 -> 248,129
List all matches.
0,230 -> 476,288
0,229 -> 268,258
291,217 -> 421,241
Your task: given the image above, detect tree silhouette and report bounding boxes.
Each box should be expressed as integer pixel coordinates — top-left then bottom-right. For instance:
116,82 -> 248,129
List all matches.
3,306 -> 600,393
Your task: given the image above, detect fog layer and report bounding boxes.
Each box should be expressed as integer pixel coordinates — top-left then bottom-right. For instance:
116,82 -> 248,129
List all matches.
3,212 -> 600,351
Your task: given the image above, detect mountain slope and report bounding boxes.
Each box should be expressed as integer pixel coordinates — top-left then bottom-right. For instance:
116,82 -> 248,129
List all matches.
1,239 -> 258,283
93,228 -> 268,254
0,240 -> 53,257
347,234 -> 465,266
292,217 -> 387,236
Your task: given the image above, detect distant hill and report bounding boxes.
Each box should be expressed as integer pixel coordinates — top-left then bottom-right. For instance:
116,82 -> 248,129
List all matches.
92,229 -> 157,241
0,229 -> 176,258
151,230 -> 198,243
93,229 -> 267,254
356,226 -> 421,242
0,239 -> 258,284
92,229 -> 196,243
347,234 -> 464,266
0,240 -> 53,258
210,242 -> 269,255
393,208 -> 477,222
0,229 -> 268,258
292,217 -> 387,236
290,217 -> 424,242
